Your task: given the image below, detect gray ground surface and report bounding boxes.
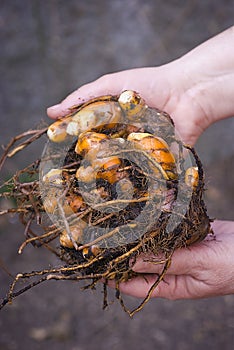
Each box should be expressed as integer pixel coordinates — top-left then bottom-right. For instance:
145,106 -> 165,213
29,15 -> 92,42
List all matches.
0,1 -> 234,349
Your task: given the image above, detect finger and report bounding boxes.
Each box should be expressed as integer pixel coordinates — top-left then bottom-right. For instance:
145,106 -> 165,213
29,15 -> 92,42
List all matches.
46,69 -> 146,119
132,248 -> 197,276
211,219 -> 234,235
47,75 -> 122,119
132,219 -> 233,275
47,67 -> 171,119
112,273 -> 202,300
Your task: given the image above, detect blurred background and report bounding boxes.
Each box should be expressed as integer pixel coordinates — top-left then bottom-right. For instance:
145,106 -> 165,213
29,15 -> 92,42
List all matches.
0,1 -> 233,349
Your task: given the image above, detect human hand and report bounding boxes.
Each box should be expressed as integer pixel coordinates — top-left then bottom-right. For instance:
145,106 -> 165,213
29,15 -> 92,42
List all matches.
115,220 -> 234,300
47,26 -> 234,146
46,27 -> 234,301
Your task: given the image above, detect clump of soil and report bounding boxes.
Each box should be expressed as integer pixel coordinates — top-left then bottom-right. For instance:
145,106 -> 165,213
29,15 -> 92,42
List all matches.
0,91 -> 212,317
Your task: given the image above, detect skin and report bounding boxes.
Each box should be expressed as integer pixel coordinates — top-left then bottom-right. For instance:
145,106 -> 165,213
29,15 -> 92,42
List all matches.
47,26 -> 234,300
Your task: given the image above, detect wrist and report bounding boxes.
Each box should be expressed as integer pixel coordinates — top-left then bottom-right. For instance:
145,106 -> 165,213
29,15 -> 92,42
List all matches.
178,26 -> 234,128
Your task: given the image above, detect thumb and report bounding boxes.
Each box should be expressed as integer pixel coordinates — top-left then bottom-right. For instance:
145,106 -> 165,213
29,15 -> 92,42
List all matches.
46,67 -> 171,119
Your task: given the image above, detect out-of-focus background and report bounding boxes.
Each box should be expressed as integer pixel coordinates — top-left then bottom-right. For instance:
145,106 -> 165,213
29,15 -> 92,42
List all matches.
0,1 -> 234,349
